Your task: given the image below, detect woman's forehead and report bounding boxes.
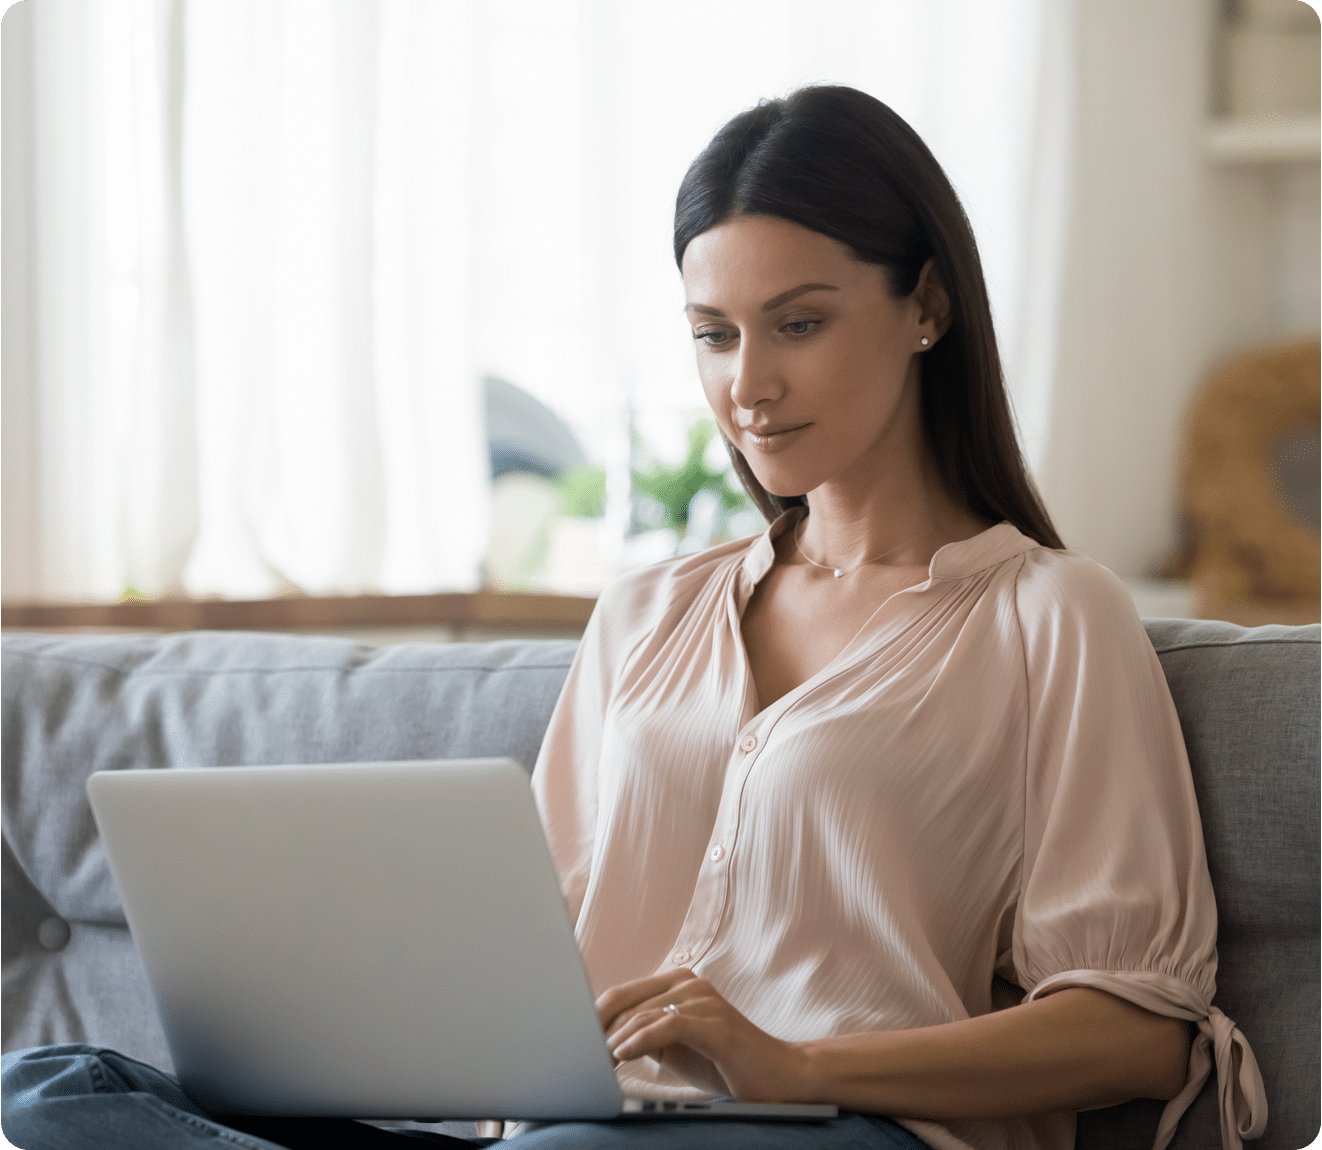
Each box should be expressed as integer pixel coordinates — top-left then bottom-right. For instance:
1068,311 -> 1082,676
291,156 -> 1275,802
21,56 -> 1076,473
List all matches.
681,216 -> 876,307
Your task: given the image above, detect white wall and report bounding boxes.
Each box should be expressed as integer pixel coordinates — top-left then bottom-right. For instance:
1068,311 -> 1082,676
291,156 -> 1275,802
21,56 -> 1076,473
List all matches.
1037,0 -> 1320,578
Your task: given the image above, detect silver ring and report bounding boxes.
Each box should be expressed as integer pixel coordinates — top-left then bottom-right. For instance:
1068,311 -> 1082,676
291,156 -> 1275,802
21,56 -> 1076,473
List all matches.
662,1003 -> 680,1016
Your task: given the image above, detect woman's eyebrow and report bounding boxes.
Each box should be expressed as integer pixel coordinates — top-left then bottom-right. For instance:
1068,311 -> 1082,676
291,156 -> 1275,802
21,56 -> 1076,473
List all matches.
683,282 -> 839,317
761,282 -> 838,310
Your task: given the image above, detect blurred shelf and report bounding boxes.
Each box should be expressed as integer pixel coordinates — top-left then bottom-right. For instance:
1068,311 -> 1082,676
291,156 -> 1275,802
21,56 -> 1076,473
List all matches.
1122,579 -> 1318,627
1125,578 -> 1197,620
1205,113 -> 1321,163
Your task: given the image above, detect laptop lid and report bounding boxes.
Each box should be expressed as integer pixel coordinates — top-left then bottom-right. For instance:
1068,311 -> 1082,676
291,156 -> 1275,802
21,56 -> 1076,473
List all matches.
87,759 -> 624,1121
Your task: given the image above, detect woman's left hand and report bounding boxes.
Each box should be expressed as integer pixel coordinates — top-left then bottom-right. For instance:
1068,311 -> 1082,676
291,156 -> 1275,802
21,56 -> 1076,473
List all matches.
596,969 -> 815,1103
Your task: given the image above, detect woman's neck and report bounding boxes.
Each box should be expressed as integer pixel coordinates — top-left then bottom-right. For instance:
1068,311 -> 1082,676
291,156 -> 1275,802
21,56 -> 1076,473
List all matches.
794,473 -> 990,574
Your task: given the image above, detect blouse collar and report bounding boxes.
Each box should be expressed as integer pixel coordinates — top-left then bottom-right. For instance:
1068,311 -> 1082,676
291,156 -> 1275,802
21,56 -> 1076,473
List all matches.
740,506 -> 1041,586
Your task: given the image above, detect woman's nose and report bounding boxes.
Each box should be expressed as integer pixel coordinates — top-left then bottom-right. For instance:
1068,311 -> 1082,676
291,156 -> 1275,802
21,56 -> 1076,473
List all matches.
728,341 -> 783,410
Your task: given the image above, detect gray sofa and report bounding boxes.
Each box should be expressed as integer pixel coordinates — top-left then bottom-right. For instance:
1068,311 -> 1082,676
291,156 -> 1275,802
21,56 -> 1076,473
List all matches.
2,620 -> 1318,1149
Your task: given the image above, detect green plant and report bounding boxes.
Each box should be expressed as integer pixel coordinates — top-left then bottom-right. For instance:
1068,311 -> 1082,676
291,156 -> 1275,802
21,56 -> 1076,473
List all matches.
558,466 -> 607,518
631,419 -> 747,531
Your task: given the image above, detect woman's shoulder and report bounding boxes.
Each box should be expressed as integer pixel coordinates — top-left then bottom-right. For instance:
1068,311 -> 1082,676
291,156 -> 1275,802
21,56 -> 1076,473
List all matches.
1007,543 -> 1155,672
1012,543 -> 1136,620
944,524 -> 1135,625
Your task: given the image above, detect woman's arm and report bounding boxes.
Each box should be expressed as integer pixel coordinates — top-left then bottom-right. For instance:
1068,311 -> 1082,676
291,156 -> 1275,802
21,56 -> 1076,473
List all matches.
600,971 -> 1192,1120
793,984 -> 1191,1118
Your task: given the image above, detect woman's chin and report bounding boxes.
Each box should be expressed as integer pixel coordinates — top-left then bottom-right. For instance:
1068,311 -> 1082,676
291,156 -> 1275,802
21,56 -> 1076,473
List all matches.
751,472 -> 812,501
742,462 -> 810,501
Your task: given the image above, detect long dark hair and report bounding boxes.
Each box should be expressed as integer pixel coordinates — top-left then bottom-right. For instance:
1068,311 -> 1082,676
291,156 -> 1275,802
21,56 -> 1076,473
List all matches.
673,85 -> 1063,550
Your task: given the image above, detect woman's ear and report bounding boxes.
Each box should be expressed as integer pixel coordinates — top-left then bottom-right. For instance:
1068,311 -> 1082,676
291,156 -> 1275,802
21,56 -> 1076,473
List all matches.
913,258 -> 952,346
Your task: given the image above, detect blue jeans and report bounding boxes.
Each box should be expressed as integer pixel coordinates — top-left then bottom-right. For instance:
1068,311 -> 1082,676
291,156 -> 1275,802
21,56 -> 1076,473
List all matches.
2,1046 -> 931,1150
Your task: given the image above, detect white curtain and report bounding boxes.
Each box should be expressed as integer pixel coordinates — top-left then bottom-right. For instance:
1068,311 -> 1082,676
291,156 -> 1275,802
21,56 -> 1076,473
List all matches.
1,0 -> 1070,602
4,0 -> 489,600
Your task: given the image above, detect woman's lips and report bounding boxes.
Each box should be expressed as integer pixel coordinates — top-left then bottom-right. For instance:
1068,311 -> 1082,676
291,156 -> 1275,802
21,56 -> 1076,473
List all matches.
742,424 -> 810,453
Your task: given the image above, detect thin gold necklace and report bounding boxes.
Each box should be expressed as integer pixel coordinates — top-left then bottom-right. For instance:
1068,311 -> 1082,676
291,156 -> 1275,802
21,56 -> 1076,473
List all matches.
792,515 -> 940,579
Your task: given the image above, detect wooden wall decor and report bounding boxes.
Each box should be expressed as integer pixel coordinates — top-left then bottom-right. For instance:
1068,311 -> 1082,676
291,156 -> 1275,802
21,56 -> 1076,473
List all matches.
1175,337 -> 1320,626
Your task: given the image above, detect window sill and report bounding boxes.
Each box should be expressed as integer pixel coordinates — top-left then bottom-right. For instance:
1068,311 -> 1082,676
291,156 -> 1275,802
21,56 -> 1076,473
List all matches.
0,590 -> 597,641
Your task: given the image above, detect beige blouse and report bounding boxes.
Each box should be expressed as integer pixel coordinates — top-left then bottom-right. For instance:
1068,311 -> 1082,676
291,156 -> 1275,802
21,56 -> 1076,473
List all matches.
530,510 -> 1267,1150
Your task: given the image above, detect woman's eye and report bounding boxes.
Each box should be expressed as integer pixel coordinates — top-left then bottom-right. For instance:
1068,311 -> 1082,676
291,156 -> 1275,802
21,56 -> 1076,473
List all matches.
693,330 -> 732,347
784,319 -> 817,335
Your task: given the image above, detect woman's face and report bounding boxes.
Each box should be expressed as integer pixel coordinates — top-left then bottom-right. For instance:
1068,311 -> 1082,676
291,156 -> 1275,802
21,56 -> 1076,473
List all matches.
680,214 -> 940,501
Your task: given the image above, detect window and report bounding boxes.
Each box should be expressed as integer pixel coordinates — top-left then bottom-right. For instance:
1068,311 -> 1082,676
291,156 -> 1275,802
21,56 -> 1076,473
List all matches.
1,0 -> 1067,603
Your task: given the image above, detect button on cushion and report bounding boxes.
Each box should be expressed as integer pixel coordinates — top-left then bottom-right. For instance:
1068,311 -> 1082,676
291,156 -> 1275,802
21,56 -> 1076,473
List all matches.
37,916 -> 70,951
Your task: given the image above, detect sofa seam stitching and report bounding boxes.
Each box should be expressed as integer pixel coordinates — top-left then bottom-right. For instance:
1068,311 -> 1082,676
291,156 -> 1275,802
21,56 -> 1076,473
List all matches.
1,649 -> 575,679
1151,638 -> 1319,655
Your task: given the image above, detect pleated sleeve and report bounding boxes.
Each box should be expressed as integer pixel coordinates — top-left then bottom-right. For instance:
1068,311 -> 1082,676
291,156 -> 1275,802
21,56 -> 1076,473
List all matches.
1011,550 -> 1267,1150
530,606 -> 610,925
530,568 -> 655,926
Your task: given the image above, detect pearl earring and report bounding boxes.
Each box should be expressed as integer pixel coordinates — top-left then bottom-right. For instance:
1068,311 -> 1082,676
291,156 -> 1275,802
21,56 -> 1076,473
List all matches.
920,337 -> 930,347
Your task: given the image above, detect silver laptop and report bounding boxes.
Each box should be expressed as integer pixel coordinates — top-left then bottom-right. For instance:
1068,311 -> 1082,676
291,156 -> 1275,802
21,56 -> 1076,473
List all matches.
86,759 -> 836,1124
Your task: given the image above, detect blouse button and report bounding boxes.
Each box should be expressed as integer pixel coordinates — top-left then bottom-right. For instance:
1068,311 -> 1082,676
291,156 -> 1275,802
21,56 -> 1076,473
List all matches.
709,845 -> 725,862
739,734 -> 758,753
672,951 -> 690,965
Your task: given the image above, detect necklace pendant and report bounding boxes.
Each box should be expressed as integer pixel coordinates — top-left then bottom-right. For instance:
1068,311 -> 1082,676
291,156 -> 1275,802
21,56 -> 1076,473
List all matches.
833,568 -> 843,578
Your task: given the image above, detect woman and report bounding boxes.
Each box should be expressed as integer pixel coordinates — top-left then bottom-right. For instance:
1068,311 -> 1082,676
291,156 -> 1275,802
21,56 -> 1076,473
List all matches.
2,86 -> 1264,1150
526,85 -> 1263,1150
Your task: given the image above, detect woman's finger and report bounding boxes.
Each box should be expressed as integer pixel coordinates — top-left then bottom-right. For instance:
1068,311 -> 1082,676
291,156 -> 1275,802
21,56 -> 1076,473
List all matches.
603,976 -> 712,1043
607,984 -> 723,1054
606,996 -> 681,1045
604,1005 -> 665,1053
608,1006 -> 689,1062
601,979 -> 807,1106
596,969 -> 696,1031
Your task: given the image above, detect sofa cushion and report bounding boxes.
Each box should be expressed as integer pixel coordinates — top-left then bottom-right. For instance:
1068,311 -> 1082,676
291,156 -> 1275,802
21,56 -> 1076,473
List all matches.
2,631 -> 579,932
1143,619 -> 1319,938
2,630 -> 578,1081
